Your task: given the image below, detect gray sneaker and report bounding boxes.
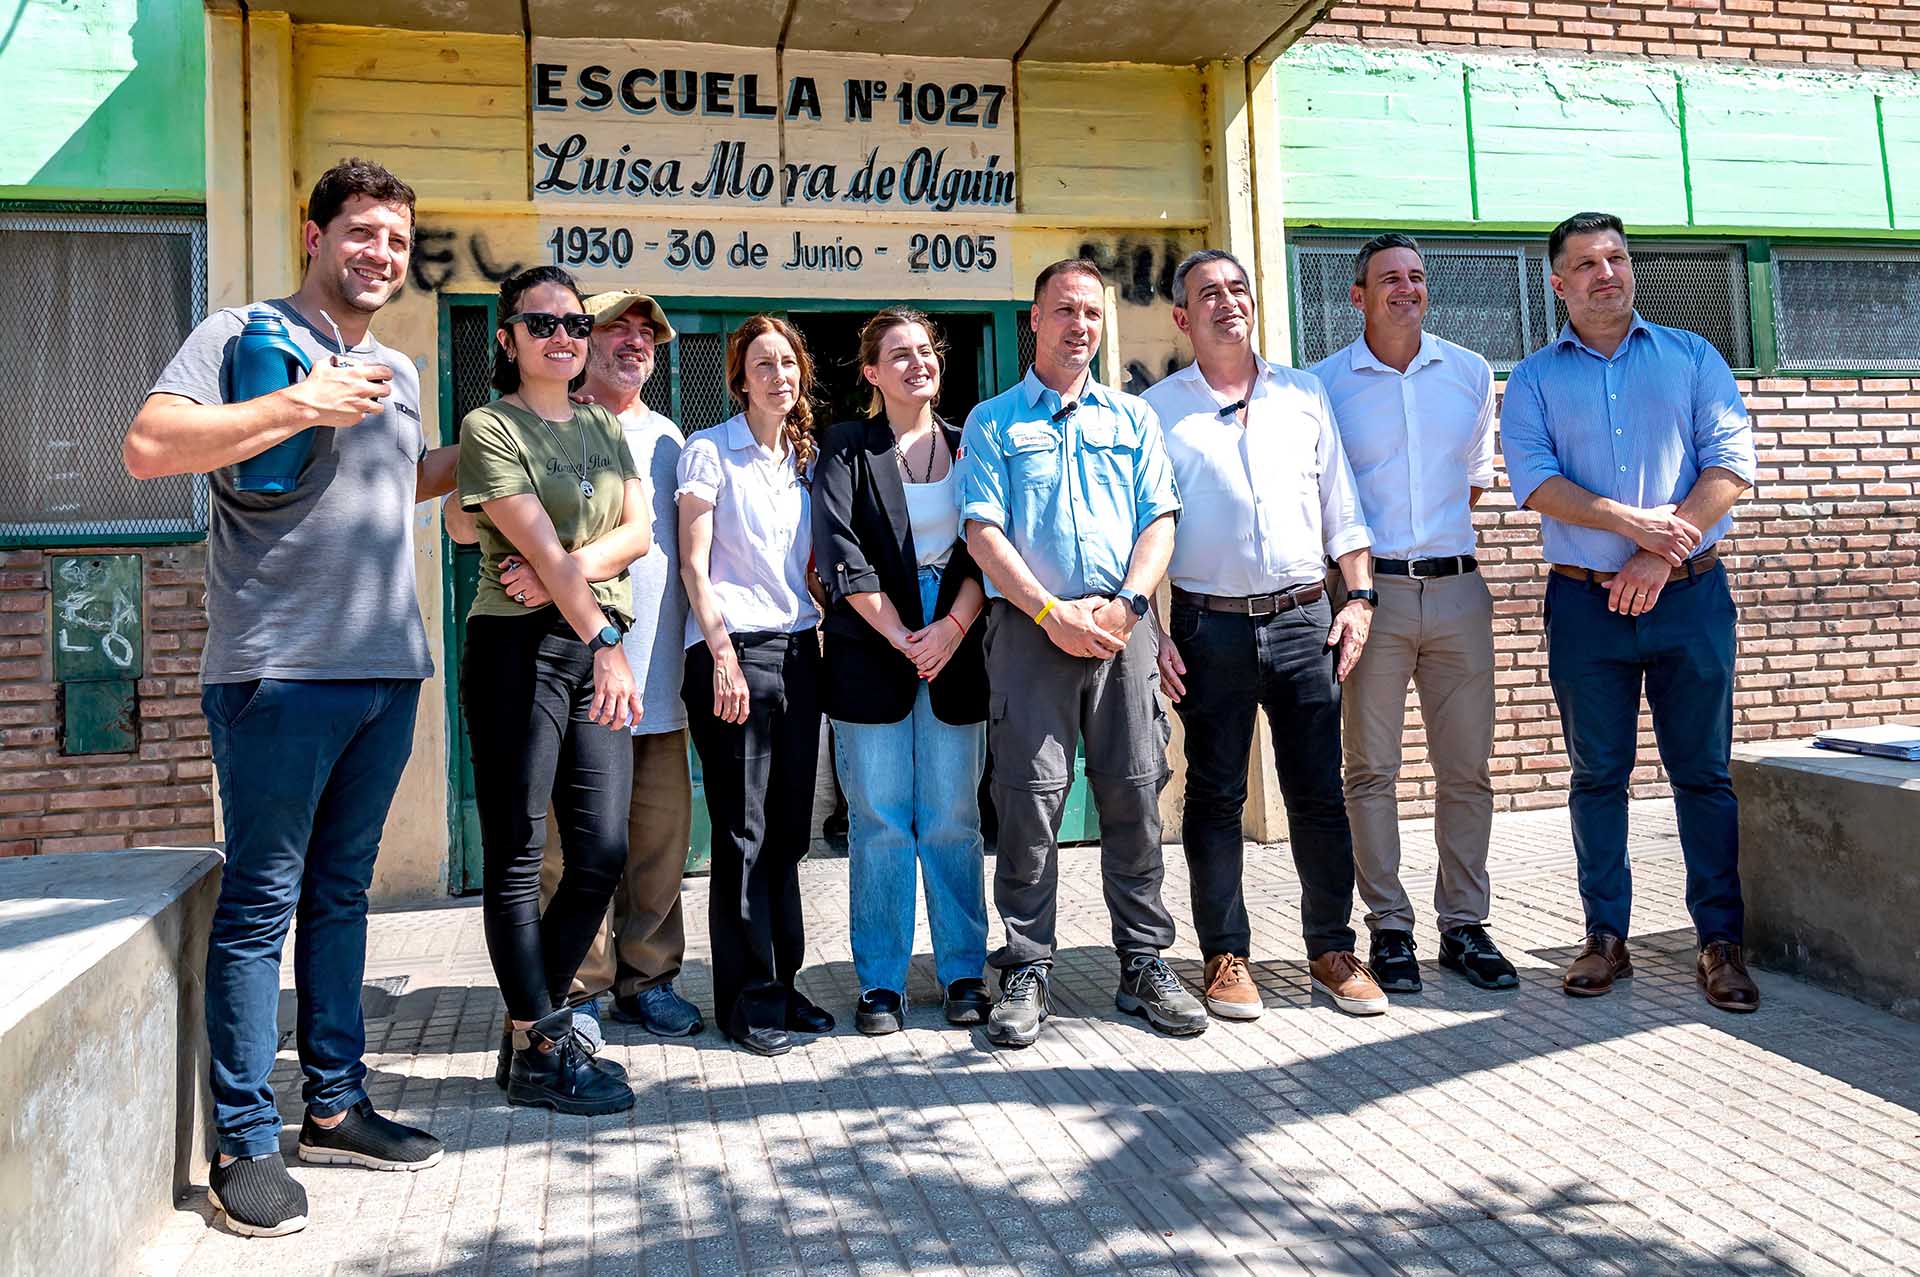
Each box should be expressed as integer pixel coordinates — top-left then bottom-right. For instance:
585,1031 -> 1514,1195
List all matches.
986,964 -> 1050,1048
1116,954 -> 1209,1036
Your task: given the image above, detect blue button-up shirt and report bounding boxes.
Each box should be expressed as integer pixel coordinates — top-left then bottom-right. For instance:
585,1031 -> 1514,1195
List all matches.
1500,314 -> 1756,572
958,368 -> 1181,601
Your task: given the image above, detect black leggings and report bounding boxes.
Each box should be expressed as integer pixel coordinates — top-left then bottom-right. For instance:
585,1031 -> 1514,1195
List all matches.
463,610 -> 632,1022
683,632 -> 820,1037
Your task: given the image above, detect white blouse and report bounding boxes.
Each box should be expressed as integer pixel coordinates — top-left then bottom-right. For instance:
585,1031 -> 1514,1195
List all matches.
903,470 -> 959,568
674,413 -> 819,645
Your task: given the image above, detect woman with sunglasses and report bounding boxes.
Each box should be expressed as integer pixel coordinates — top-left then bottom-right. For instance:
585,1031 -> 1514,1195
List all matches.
678,315 -> 830,1057
813,308 -> 990,1035
457,265 -> 649,1112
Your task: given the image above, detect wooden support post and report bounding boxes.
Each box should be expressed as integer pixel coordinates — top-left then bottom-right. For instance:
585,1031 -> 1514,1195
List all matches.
246,10 -> 297,299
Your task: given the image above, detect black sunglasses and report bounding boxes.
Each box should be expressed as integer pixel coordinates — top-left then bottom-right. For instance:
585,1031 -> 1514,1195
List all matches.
503,311 -> 593,339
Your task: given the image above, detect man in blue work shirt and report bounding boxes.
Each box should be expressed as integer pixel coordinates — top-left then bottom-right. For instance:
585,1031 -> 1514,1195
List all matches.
1501,211 -> 1760,1014
958,257 -> 1206,1047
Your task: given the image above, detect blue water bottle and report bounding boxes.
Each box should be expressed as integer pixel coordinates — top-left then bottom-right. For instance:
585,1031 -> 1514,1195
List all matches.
227,309 -> 315,493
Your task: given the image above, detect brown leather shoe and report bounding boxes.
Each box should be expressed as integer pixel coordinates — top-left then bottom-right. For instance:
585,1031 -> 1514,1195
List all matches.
1309,951 -> 1389,1016
1697,941 -> 1759,1013
1202,954 -> 1263,1021
1562,932 -> 1631,997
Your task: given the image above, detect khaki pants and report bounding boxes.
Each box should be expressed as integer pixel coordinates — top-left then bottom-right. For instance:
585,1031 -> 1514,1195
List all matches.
1340,571 -> 1496,934
539,727 -> 693,1002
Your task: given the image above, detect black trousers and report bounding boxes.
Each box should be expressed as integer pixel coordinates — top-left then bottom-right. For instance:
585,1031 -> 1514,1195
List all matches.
463,610 -> 632,1022
1169,595 -> 1358,959
684,632 -> 821,1038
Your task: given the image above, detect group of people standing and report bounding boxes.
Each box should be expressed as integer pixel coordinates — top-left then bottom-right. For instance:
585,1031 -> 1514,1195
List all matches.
123,158 -> 1760,1241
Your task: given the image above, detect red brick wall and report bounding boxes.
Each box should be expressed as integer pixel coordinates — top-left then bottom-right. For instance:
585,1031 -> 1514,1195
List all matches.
1388,374 -> 1920,816
1313,0 -> 1920,69
0,545 -> 215,855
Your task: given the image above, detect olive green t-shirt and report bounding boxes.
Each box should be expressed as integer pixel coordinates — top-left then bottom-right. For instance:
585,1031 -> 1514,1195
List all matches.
458,400 -> 640,622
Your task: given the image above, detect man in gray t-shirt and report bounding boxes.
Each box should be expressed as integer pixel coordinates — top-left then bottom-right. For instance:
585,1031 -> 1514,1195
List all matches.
123,159 -> 457,1238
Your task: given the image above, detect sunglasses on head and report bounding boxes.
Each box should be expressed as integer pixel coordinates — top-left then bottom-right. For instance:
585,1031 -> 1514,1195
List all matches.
503,311 -> 594,340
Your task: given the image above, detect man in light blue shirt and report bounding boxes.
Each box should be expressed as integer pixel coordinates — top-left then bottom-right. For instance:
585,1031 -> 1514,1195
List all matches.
957,257 -> 1201,1047
1500,211 -> 1759,1014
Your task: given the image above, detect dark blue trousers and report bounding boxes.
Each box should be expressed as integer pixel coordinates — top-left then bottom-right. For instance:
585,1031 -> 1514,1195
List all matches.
1545,562 -> 1742,946
202,677 -> 420,1158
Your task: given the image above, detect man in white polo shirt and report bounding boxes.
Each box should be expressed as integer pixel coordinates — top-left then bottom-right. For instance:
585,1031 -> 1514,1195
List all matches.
1310,233 -> 1517,996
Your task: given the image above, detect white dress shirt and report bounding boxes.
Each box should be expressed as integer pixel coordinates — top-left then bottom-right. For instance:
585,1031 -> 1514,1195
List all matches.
674,413 -> 819,646
1143,355 -> 1371,596
1310,332 -> 1496,561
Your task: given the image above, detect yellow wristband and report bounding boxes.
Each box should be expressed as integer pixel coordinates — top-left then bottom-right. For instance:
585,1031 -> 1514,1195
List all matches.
1034,597 -> 1058,624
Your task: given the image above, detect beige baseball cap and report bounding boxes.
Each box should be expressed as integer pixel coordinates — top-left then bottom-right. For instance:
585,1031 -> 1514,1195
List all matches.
585,290 -> 676,343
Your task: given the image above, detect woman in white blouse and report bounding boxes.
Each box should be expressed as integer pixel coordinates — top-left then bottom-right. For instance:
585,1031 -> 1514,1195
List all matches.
676,314 -> 830,1057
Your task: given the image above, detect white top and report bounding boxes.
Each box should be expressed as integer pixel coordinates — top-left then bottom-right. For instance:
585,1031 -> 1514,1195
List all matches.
1309,332 -> 1496,561
903,470 -> 959,568
616,405 -> 689,735
1142,355 -> 1371,596
674,413 -> 819,646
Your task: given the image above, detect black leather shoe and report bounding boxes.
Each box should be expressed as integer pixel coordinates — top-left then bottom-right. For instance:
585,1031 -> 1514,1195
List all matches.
855,989 -> 904,1035
496,1016 -> 624,1090
1439,924 -> 1519,990
507,1008 -> 635,1115
943,978 -> 992,1026
1368,929 -> 1422,993
786,994 -> 836,1034
734,1026 -> 792,1057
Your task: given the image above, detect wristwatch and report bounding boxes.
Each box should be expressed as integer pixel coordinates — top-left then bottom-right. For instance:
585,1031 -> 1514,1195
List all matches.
587,623 -> 622,653
1347,589 -> 1379,608
1115,588 -> 1151,618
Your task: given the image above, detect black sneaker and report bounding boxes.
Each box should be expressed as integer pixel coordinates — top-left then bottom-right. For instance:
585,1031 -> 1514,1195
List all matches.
298,1098 -> 443,1171
1115,954 -> 1209,1036
943,977 -> 992,1025
855,988 -> 905,1035
1368,929 -> 1422,993
1439,924 -> 1520,990
986,964 -> 1050,1048
208,1152 -> 308,1238
507,1005 -> 636,1115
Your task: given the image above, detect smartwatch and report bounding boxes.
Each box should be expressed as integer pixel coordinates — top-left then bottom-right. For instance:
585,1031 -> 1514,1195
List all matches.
1347,589 -> 1379,608
1115,588 -> 1151,618
587,623 -> 622,654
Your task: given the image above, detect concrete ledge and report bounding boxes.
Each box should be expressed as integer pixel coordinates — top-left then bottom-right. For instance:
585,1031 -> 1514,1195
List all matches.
1733,739 -> 1920,1020
0,847 -> 223,1277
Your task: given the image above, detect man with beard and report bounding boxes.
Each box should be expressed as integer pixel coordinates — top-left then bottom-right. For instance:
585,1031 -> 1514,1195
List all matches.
449,291 -> 704,1039
124,159 -> 456,1236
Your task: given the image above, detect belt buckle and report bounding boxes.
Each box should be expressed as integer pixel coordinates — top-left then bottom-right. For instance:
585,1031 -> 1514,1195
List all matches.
1408,558 -> 1434,580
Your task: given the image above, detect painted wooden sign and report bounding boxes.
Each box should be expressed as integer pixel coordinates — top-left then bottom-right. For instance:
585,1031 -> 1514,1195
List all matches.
531,39 -> 1016,297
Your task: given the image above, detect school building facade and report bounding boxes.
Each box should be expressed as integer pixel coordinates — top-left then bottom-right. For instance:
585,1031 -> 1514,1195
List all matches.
1,0 -> 1915,900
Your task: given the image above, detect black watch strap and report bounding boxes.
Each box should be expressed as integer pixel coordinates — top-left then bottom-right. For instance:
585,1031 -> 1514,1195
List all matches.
588,623 -> 622,653
1348,589 -> 1379,608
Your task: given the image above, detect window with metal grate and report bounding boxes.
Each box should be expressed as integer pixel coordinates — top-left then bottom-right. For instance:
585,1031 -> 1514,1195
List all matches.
1772,247 -> 1920,372
1288,234 -> 1751,372
0,212 -> 208,543
447,303 -> 497,432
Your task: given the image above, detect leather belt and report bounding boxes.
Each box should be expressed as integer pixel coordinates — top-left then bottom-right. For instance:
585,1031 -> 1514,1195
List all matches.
1171,583 -> 1325,617
1550,548 -> 1719,586
1373,555 -> 1477,579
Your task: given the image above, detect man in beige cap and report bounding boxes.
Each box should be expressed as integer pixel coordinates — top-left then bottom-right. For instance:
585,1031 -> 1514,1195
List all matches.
451,290 -> 703,1040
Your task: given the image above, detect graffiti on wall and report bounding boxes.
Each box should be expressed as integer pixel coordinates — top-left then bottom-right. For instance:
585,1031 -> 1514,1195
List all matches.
408,227 -> 526,294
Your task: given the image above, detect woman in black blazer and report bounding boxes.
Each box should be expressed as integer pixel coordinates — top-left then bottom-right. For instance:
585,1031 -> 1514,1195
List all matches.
813,308 -> 992,1035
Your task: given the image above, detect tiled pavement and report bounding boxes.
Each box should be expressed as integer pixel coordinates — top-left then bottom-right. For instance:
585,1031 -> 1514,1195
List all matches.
140,801 -> 1920,1277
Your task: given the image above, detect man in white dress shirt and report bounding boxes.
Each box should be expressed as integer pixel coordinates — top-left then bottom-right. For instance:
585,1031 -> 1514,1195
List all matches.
1143,249 -> 1388,1020
1310,234 -> 1518,997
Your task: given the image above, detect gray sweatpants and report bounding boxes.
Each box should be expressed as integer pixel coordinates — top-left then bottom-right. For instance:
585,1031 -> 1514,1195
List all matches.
983,600 -> 1176,970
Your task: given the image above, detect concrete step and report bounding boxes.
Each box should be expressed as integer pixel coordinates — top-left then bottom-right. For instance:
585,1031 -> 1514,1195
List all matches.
0,846 -> 222,1277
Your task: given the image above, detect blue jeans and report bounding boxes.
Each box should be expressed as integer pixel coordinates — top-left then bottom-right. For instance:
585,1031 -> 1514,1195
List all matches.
832,566 -> 989,993
202,677 -> 420,1157
1546,562 -> 1742,946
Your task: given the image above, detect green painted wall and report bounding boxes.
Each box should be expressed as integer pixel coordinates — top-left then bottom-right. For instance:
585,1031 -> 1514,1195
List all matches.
1278,41 -> 1920,234
0,0 -> 205,201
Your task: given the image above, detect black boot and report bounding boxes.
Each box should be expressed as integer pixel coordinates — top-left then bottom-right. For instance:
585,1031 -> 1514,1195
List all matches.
495,1011 -> 626,1090
505,1007 -> 636,1115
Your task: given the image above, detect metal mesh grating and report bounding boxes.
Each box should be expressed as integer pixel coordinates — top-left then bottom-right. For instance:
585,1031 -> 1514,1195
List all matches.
676,333 -> 733,434
1016,323 -> 1036,378
641,355 -> 673,420
0,212 -> 208,541
1550,242 -> 1752,369
447,303 -> 496,439
1290,236 -> 1549,371
1772,247 -> 1920,371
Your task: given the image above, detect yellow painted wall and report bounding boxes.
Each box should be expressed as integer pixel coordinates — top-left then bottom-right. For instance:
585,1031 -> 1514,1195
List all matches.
223,21 -> 1226,899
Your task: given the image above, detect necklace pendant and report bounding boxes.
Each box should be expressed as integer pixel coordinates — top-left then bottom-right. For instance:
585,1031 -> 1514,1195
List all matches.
580,478 -> 595,499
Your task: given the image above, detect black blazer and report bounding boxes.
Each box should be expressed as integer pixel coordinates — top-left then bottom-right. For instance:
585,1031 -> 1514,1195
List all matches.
812,417 -> 988,725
